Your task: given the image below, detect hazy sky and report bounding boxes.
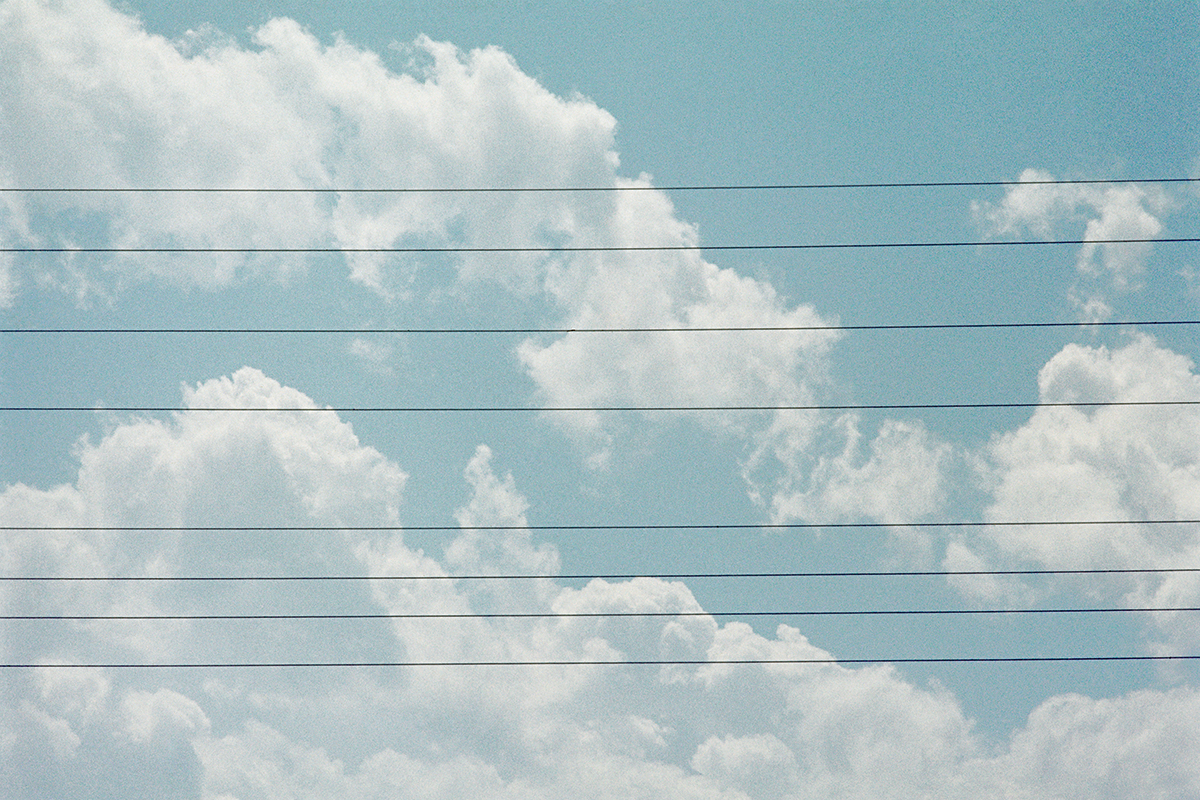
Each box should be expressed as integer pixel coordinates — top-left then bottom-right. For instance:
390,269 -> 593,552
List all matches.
3,1 -> 1200,797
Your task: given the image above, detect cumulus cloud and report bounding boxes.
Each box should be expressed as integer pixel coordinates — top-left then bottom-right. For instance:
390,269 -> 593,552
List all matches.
982,688 -> 1200,799
5,366 -> 1200,798
0,0 -> 953,526
0,366 -> 407,664
0,0 -> 620,299
509,180 -> 948,526
3,1 -> 1199,794
973,168 -> 1172,320
948,335 -> 1200,650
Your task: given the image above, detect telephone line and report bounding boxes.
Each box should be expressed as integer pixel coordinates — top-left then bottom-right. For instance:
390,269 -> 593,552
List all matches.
7,177 -> 1200,193
5,566 -> 1199,582
6,519 -> 1197,532
6,319 -> 1199,335
4,400 -> 1198,413
4,237 -> 1197,255
7,655 -> 1200,668
10,606 -> 1200,621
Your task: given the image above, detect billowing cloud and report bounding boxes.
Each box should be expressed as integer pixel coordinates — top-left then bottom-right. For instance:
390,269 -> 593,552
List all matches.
3,1 -> 1199,794
5,366 -> 1200,798
0,0 -> 620,299
0,0 -> 953,526
948,335 -> 1200,650
981,688 -> 1200,799
516,218 -> 842,464
973,168 -> 1172,320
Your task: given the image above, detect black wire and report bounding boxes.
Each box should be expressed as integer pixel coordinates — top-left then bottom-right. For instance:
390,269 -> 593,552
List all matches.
4,237 -> 1196,255
5,320 -> 1199,335
7,177 -> 1200,192
9,606 -> 1200,621
6,519 -> 1197,533
4,400 -> 1197,413
5,566 -> 1199,582
5,655 -> 1199,668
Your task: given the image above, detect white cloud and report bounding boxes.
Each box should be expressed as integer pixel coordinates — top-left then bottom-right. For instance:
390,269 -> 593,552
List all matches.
950,335 -> 1200,649
4,365 -> 1200,798
0,366 -> 407,662
973,168 -> 1172,320
0,0 -> 957,527
0,0 -> 621,299
3,0 -> 1199,793
692,733 -> 799,799
0,256 -> 15,307
120,688 -> 210,744
516,200 -> 841,436
507,176 -> 952,526
447,444 -> 559,581
748,414 -> 952,525
983,688 -> 1200,799
347,337 -> 394,374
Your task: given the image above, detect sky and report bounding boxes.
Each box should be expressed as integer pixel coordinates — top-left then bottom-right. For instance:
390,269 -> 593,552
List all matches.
1,0 -> 1200,797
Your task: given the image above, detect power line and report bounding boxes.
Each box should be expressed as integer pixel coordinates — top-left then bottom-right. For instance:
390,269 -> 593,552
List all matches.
9,606 -> 1199,621
4,400 -> 1197,413
6,655 -> 1199,668
5,566 -> 1199,582
4,237 -> 1197,255
6,519 -> 1197,532
6,319 -> 1199,335
7,177 -> 1200,192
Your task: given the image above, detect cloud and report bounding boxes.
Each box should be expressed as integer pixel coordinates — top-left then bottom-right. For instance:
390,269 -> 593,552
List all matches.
509,179 -> 950,526
746,414 -> 953,526
347,337 -> 394,374
972,168 -> 1172,320
984,688 -> 1200,799
948,335 -> 1200,649
0,366 -> 407,664
0,0 -> 621,300
0,0 -> 955,527
3,1 -> 1199,793
516,210 -> 843,466
5,366 -> 1200,798
4,667 -> 207,799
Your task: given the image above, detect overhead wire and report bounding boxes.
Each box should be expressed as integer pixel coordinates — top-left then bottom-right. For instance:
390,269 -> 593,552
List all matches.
6,655 -> 1199,668
6,566 -> 1200,582
6,519 -> 1198,532
9,606 -> 1200,621
5,319 -> 1200,334
6,177 -> 1200,672
6,176 -> 1200,192
4,237 -> 1198,255
4,400 -> 1198,413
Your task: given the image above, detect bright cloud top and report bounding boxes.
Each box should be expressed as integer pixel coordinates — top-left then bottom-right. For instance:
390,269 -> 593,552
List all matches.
947,336 -> 1200,650
0,0 -> 619,297
4,366 -> 1200,799
2,0 -> 949,520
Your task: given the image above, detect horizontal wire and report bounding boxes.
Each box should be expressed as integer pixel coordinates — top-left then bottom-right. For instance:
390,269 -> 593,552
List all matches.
6,520 -> 1197,533
5,319 -> 1199,335
4,401 -> 1198,413
5,567 -> 1200,582
7,178 -> 1200,192
7,655 -> 1200,668
9,607 -> 1199,621
3,237 -> 1196,255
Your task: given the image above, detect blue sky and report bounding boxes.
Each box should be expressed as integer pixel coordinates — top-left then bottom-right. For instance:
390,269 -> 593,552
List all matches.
2,1 -> 1200,797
